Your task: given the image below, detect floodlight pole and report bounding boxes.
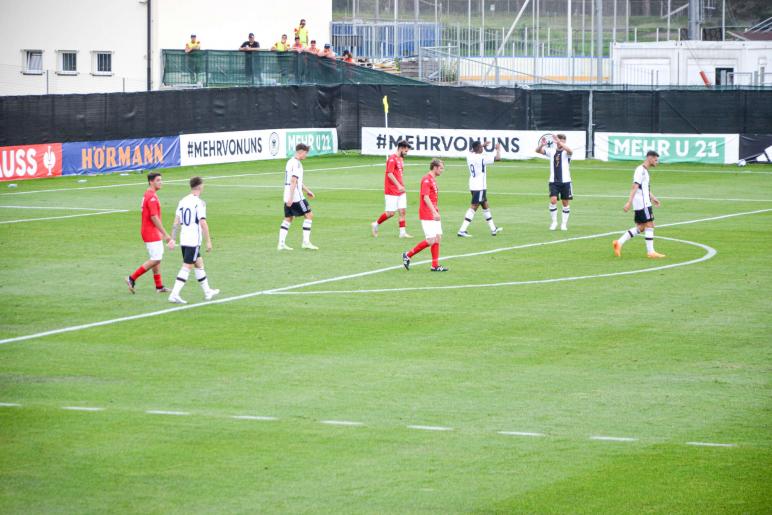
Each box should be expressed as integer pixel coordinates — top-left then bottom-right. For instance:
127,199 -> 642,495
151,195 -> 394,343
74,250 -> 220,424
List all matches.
595,0 -> 603,84
722,0 -> 726,41
480,0 -> 531,83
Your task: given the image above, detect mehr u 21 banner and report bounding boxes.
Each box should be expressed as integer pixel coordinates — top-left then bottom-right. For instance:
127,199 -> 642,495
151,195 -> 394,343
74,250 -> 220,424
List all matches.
361,128 -> 587,160
179,128 -> 338,166
0,143 -> 63,181
62,137 -> 181,175
594,132 -> 740,164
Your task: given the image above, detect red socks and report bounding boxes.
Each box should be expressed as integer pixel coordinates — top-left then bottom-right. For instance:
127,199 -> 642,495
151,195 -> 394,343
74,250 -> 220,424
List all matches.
376,213 -> 390,225
130,266 -> 148,281
153,274 -> 163,289
399,219 -> 406,228
407,240 -> 429,258
431,243 -> 440,267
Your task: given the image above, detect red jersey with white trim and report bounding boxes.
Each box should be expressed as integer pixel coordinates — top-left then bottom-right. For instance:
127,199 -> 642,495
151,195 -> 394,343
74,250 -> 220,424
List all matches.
418,172 -> 439,221
384,153 -> 405,196
140,188 -> 162,242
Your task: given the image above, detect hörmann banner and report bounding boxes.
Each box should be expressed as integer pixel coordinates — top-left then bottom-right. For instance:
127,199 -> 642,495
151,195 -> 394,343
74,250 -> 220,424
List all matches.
0,143 -> 63,181
594,132 -> 739,164
180,128 -> 338,166
62,137 -> 180,175
361,128 -> 587,160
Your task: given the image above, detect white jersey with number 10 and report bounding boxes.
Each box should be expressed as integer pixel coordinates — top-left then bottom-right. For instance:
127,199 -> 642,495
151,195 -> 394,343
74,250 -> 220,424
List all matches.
176,194 -> 207,247
466,152 -> 495,191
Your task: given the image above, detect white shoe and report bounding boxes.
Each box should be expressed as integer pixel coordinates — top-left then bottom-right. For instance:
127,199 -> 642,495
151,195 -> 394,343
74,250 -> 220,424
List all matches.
399,232 -> 413,239
371,222 -> 378,237
491,227 -> 503,236
550,222 -> 558,231
302,242 -> 319,250
457,231 -> 472,238
204,289 -> 220,301
168,294 -> 187,304
560,224 -> 568,231
277,243 -> 294,251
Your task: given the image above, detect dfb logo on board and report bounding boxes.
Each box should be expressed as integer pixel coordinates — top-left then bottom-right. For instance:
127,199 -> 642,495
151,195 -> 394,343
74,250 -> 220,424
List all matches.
0,143 -> 63,181
269,132 -> 280,156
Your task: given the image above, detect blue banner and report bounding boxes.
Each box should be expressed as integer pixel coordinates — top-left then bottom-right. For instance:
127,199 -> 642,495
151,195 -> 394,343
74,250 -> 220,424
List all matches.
62,137 -> 180,175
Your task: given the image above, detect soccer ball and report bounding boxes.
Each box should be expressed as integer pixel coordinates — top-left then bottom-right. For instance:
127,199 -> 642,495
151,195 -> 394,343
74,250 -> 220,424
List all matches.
737,159 -> 747,167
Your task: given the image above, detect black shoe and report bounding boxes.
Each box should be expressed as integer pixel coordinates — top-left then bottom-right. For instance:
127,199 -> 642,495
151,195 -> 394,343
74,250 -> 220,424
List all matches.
430,266 -> 449,272
402,252 -> 410,270
126,276 -> 136,294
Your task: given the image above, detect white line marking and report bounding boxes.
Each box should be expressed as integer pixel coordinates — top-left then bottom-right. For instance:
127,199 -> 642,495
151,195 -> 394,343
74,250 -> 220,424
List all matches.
590,436 -> 638,442
498,431 -> 546,437
145,410 -> 190,416
0,208 -> 768,346
407,425 -> 453,431
61,406 -> 104,412
0,205 -> 124,211
231,415 -> 278,421
443,162 -> 772,175
0,402 -> 21,407
0,209 -> 128,225
320,420 -> 365,427
685,441 -> 737,448
0,163 -> 383,197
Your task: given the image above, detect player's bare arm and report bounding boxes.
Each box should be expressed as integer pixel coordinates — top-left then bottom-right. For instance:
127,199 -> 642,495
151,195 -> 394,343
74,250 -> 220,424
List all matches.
557,139 -> 573,156
651,192 -> 661,207
151,214 -> 174,247
493,142 -> 502,161
623,183 -> 640,212
424,195 -> 439,221
169,215 -> 180,249
302,184 -> 315,199
287,176 -> 298,206
387,172 -> 405,193
201,219 -> 213,252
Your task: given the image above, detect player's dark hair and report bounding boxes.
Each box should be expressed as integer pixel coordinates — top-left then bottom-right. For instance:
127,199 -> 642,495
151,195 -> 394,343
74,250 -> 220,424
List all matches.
646,150 -> 660,158
557,133 -> 567,141
471,140 -> 483,152
147,172 -> 161,182
189,176 -> 203,189
296,143 -> 310,152
430,158 -> 443,170
397,140 -> 411,149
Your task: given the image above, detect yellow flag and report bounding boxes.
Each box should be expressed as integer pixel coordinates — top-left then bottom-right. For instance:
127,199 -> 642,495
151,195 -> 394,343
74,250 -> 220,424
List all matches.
382,95 -> 389,114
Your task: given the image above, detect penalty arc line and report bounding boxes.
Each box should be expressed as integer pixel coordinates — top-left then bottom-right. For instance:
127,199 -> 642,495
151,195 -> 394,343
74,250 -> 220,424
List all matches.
0,208 -> 769,346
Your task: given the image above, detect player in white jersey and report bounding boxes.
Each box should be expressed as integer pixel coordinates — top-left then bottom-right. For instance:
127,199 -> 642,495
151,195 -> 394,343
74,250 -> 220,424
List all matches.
168,176 -> 219,304
457,140 -> 503,237
613,150 -> 666,259
536,133 -> 573,230
278,143 -> 317,250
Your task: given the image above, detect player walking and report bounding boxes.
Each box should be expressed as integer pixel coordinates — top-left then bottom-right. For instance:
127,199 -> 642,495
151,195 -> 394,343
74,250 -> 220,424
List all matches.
536,133 -> 573,231
613,150 -> 666,259
457,140 -> 503,237
167,177 -> 219,304
126,172 -> 174,294
371,140 -> 412,238
278,143 -> 317,251
402,159 -> 447,272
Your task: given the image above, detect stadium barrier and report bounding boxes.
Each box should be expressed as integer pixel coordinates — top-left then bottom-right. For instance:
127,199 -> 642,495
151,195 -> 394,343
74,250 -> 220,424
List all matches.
739,134 -> 772,163
0,143 -> 62,181
361,128 -> 586,160
62,137 -> 180,175
594,133 -> 740,164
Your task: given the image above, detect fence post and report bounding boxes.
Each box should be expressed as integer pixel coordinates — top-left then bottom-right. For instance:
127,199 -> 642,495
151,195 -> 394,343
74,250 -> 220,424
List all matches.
588,89 -> 594,158
46,70 -> 49,95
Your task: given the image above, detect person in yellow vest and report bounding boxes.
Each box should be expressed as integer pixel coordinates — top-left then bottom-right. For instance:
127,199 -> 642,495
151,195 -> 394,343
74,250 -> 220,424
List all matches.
184,34 -> 202,83
271,34 -> 289,52
185,34 -> 201,53
294,19 -> 309,47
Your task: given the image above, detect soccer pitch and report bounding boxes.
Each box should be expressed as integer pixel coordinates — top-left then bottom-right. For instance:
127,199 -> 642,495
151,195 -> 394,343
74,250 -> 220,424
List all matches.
1,154 -> 770,512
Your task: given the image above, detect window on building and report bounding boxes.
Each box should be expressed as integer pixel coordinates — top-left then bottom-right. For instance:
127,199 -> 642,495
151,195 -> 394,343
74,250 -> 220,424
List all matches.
57,51 -> 77,75
23,50 -> 43,74
92,51 -> 113,75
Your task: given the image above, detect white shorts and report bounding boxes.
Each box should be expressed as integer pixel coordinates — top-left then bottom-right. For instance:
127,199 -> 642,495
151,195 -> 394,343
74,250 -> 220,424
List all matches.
384,193 -> 407,212
145,240 -> 164,261
420,220 -> 443,239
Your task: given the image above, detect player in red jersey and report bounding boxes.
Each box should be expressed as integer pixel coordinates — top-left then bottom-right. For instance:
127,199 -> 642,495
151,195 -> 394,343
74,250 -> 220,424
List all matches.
402,158 -> 447,272
371,140 -> 412,238
126,172 -> 175,293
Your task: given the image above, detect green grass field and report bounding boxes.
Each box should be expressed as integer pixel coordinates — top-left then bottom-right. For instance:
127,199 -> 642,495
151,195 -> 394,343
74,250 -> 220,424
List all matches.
1,154 -> 770,513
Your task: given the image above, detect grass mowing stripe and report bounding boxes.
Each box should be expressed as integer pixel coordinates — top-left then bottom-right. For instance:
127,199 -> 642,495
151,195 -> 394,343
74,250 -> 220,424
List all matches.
3,208 -> 769,346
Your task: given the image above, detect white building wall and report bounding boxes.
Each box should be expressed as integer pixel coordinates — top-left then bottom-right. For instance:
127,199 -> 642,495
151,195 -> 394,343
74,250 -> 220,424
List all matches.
1,0 -> 332,96
0,0 -> 149,95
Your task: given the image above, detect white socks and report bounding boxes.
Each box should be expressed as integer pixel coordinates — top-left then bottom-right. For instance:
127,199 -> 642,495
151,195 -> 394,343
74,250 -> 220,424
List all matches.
171,267 -> 189,297
195,267 -> 212,294
302,219 -> 312,244
562,207 -> 570,226
279,221 -> 290,245
459,208 -> 475,232
549,204 -> 558,223
483,209 -> 496,231
644,228 -> 655,253
618,227 -> 639,246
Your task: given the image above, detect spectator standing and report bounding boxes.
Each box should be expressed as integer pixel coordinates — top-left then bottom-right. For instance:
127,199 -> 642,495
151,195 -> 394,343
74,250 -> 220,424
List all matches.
294,19 -> 309,46
291,35 -> 305,52
271,34 -> 289,52
185,33 -> 202,83
239,32 -> 260,51
341,50 -> 354,63
306,40 -> 320,55
185,34 -> 201,53
319,44 -> 336,59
